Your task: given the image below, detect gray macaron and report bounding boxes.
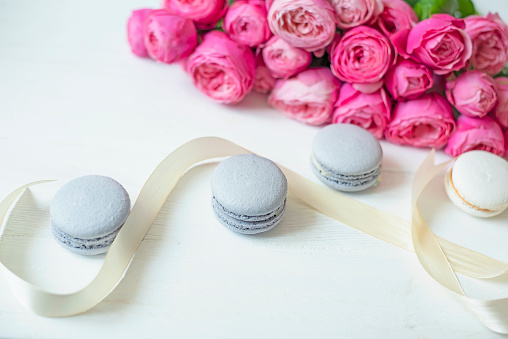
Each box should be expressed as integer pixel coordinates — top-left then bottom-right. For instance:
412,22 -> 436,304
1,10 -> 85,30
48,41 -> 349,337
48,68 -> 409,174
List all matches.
50,175 -> 131,255
211,154 -> 288,234
311,124 -> 383,192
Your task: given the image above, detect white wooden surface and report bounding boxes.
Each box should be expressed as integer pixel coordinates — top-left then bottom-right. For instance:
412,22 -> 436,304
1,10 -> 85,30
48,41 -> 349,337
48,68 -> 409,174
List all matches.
1,1 -> 508,338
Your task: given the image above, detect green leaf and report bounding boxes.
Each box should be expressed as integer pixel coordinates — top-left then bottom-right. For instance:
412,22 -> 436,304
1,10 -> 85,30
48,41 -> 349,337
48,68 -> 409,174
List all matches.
413,0 -> 476,20
414,0 -> 447,21
403,0 -> 420,6
454,0 -> 476,17
215,18 -> 225,31
494,64 -> 508,78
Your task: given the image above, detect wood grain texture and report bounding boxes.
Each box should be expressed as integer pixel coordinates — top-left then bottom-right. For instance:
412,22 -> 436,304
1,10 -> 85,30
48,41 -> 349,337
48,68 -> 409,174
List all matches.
1,0 -> 508,338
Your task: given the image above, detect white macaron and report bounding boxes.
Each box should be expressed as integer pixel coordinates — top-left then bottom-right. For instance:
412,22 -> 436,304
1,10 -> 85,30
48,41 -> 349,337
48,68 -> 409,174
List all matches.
444,150 -> 508,217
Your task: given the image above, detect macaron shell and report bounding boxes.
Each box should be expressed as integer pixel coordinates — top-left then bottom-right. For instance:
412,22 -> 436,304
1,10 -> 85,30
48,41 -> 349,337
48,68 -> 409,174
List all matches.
451,151 -> 508,212
312,124 -> 383,175
50,175 -> 131,239
444,167 -> 506,218
211,154 -> 288,216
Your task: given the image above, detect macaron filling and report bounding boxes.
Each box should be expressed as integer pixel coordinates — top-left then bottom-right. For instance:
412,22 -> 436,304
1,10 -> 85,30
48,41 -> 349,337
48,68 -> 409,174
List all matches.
51,222 -> 122,254
212,196 -> 286,233
311,153 -> 381,190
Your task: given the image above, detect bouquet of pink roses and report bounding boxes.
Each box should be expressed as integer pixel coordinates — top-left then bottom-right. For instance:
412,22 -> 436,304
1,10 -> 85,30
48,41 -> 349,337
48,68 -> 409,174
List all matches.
127,0 -> 508,157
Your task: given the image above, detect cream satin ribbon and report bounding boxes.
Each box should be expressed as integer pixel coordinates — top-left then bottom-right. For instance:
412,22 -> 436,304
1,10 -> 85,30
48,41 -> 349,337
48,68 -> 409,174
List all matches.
1,137 -> 508,332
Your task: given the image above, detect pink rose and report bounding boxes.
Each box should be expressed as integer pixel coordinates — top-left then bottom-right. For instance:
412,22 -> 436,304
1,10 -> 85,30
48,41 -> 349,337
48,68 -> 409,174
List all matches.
384,59 -> 433,100
163,0 -> 227,29
445,71 -> 497,118
186,31 -> 255,104
224,1 -> 271,47
385,93 -> 455,148
144,10 -> 198,64
253,66 -> 276,93
465,13 -> 508,76
253,56 -> 276,93
261,36 -> 312,79
268,68 -> 342,125
407,14 -> 472,75
444,115 -> 505,157
127,9 -> 152,58
493,77 -> 508,128
267,0 -> 336,52
330,0 -> 383,29
330,26 -> 393,87
332,83 -> 392,139
377,0 -> 417,57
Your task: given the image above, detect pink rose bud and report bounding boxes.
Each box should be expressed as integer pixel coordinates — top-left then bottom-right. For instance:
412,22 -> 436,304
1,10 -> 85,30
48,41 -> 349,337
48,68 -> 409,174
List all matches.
186,31 -> 255,104
331,26 -> 394,86
330,0 -> 383,29
144,10 -> 198,64
493,77 -> 508,128
332,83 -> 392,139
465,13 -> 508,76
224,1 -> 271,47
261,36 -> 312,79
267,0 -> 336,52
384,59 -> 433,100
377,0 -> 417,57
253,56 -> 276,93
446,71 -> 497,118
268,68 -> 342,125
127,9 -> 152,57
444,115 -> 505,157
385,93 -> 456,148
407,14 -> 472,75
163,0 -> 227,30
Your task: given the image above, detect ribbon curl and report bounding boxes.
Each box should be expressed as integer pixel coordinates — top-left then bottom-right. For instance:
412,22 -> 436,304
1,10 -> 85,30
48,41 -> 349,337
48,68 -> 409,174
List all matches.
0,137 -> 507,332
